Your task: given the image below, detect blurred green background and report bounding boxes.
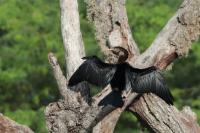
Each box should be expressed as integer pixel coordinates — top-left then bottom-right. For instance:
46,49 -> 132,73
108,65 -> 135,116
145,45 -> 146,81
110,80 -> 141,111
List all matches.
0,0 -> 199,132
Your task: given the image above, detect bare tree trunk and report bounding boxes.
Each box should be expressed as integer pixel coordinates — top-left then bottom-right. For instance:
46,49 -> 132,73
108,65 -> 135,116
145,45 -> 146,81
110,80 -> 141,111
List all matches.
45,0 -> 200,132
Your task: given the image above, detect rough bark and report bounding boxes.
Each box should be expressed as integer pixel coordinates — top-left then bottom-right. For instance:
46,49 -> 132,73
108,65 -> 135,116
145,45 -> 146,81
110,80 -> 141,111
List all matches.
45,0 -> 200,132
130,94 -> 200,133
85,0 -> 140,59
45,0 -> 131,132
0,113 -> 34,133
127,0 -> 200,132
131,0 -> 200,68
60,0 -> 86,77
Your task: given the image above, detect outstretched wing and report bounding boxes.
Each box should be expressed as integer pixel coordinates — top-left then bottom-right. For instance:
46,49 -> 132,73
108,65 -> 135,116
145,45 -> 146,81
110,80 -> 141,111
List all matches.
126,66 -> 174,105
68,56 -> 117,88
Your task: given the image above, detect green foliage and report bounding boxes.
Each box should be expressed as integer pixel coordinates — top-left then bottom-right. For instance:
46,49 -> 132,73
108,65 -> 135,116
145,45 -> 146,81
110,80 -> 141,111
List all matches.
5,107 -> 47,133
78,0 -> 101,56
115,112 -> 140,133
0,0 -> 199,132
126,0 -> 181,51
0,0 -> 62,111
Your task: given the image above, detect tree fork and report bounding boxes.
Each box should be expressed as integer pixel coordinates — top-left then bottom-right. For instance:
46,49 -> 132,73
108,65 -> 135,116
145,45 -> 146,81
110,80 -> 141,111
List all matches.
45,0 -> 200,132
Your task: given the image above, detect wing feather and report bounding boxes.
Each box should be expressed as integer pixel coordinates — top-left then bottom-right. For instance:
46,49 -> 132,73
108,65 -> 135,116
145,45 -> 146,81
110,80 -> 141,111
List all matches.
126,66 -> 173,105
68,56 -> 117,87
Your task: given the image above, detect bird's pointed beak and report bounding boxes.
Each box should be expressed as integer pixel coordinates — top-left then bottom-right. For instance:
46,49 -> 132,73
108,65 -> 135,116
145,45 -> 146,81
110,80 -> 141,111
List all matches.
106,49 -> 113,52
107,48 -> 118,55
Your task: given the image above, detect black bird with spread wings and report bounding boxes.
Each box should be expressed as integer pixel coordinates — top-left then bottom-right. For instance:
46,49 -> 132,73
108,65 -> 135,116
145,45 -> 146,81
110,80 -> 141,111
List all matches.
68,47 -> 174,105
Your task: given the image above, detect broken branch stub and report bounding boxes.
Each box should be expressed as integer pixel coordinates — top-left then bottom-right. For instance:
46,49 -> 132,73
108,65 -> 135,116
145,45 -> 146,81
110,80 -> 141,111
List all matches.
128,0 -> 200,132
86,0 -> 200,132
45,0 -> 200,132
46,0 -> 129,132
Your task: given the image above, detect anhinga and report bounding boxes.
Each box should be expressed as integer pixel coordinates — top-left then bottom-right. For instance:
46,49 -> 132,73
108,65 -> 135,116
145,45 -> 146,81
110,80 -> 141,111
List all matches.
68,47 -> 173,105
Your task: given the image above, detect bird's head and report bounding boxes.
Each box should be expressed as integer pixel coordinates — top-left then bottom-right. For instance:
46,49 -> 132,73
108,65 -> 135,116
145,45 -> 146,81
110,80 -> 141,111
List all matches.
107,47 -> 129,64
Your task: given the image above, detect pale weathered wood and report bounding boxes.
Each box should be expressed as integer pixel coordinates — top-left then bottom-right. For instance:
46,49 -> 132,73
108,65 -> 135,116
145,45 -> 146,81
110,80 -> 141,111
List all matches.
127,0 -> 200,132
45,0 -> 92,132
60,0 -> 86,77
85,0 -> 140,59
47,53 -> 78,102
45,0 -> 200,132
84,1 -> 142,132
46,0 -> 131,132
48,53 -> 67,98
130,94 -> 200,133
131,0 -> 200,68
86,0 -> 200,132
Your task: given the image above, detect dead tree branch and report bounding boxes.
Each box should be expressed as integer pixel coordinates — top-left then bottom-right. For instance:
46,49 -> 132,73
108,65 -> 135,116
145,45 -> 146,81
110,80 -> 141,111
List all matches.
45,0 -> 200,132
60,0 -> 86,77
45,0 -> 136,132
86,0 -> 200,132
85,0 -> 140,59
127,0 -> 200,132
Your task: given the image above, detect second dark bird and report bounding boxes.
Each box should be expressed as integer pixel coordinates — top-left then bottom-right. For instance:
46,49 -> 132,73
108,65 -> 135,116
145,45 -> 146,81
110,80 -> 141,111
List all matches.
68,47 -> 174,105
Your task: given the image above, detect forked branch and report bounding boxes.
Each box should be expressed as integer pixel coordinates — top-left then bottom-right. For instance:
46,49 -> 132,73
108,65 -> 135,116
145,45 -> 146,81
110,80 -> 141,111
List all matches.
45,0 -> 200,132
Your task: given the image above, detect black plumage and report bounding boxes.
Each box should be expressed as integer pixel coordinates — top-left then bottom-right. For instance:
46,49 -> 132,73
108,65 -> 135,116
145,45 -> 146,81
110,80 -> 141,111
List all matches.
68,56 -> 173,105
